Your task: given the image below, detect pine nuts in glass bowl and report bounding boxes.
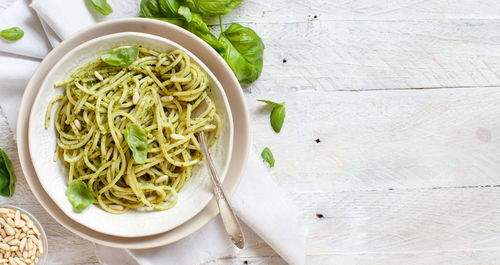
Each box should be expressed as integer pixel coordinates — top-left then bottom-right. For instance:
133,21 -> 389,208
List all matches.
0,206 -> 47,264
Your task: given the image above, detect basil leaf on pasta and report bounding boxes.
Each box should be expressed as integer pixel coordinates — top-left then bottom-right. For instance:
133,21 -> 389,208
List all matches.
258,99 -> 285,133
100,46 -> 139,66
126,124 -> 148,164
66,180 -> 95,212
0,27 -> 24,41
0,148 -> 16,197
90,0 -> 113,16
260,147 -> 275,167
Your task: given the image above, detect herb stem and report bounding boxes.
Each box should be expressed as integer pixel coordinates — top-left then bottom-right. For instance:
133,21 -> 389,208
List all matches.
219,16 -> 224,34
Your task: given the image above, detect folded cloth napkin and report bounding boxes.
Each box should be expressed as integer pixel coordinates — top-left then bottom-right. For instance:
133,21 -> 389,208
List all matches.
0,0 -> 307,264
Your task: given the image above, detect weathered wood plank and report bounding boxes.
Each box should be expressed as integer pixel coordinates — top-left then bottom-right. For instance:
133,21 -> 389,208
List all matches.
247,87 -> 500,191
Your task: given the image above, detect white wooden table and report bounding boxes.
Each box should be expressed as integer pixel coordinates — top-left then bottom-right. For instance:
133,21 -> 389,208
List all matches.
2,0 -> 500,264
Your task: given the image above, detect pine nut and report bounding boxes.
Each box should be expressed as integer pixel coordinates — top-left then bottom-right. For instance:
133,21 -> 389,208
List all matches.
146,195 -> 157,201
26,220 -> 32,229
14,211 -> 20,226
116,131 -> 123,143
154,175 -> 169,184
4,224 -> 14,236
74,119 -> 82,130
0,244 -> 9,251
10,246 -> 18,251
161,96 -> 174,102
0,209 -> 8,214
20,215 -> 28,222
32,226 -> 39,237
19,238 -> 26,252
8,239 -> 19,246
94,71 -> 104,81
15,220 -> 25,229
8,257 -> 15,265
6,219 -> 14,228
132,91 -> 140,105
3,236 -> 13,244
108,205 -> 124,211
170,133 -> 185,140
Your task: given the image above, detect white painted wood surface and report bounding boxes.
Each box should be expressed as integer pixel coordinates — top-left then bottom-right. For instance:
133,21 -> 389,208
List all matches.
2,0 -> 500,264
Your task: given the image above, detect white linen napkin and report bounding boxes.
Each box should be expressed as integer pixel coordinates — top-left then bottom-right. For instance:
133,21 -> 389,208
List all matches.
0,0 -> 307,264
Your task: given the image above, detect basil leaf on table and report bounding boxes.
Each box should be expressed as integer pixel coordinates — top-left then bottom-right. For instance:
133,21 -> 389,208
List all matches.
0,27 -> 24,41
0,148 -> 16,197
187,14 -> 223,52
219,23 -> 264,84
66,180 -> 95,212
258,99 -> 286,133
260,147 -> 275,167
140,0 -> 180,17
90,0 -> 113,16
185,0 -> 244,15
178,5 -> 193,22
139,0 -> 163,17
125,124 -> 148,164
100,46 -> 139,66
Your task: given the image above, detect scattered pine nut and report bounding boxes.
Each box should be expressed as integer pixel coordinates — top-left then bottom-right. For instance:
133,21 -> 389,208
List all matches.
155,175 -> 169,184
73,119 -> 82,130
160,96 -> 173,102
94,71 -> 104,81
132,91 -> 140,105
170,134 -> 185,140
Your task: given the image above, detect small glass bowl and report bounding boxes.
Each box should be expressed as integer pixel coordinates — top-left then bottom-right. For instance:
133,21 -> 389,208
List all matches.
0,205 -> 48,264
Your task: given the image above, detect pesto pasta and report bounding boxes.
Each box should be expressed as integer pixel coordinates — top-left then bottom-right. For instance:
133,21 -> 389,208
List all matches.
45,47 -> 220,214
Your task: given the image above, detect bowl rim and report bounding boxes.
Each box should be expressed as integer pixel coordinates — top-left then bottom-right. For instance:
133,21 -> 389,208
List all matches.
0,205 -> 48,264
27,31 -> 235,237
16,18 -> 250,249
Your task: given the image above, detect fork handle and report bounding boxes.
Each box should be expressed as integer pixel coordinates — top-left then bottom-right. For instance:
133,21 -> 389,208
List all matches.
198,131 -> 245,249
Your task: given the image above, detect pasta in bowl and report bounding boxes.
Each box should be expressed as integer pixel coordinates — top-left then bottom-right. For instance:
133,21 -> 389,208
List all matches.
29,32 -> 233,237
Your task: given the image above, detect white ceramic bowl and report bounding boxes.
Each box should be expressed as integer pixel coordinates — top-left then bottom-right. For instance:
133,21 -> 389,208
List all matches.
28,32 -> 234,237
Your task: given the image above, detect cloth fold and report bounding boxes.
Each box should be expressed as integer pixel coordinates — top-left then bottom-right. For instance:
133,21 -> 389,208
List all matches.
0,0 -> 307,264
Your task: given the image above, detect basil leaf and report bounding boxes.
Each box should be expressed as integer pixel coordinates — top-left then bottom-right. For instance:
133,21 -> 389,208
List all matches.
90,0 -> 113,16
178,5 -> 193,22
139,0 -> 163,17
125,124 -> 148,164
100,46 -> 139,66
258,100 -> 285,133
66,180 -> 95,212
0,27 -> 24,41
219,23 -> 264,84
187,14 -> 223,52
257,99 -> 281,107
270,104 -> 285,133
159,0 -> 180,17
185,0 -> 244,15
0,149 -> 16,197
155,17 -> 188,27
260,147 -> 275,167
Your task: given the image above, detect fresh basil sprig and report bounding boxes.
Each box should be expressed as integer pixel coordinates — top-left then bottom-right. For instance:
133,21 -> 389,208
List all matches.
90,0 -> 113,15
66,180 -> 95,212
100,46 -> 139,66
138,0 -> 264,84
0,148 -> 16,197
219,23 -> 264,84
0,27 -> 24,41
260,147 -> 275,167
258,100 -> 286,133
125,124 -> 148,164
185,0 -> 244,15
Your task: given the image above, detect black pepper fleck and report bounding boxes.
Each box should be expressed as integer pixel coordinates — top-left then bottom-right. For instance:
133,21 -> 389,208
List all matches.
314,15 -> 317,18
282,59 -> 287,63
316,213 -> 324,218
315,138 -> 321,143
244,261 -> 248,265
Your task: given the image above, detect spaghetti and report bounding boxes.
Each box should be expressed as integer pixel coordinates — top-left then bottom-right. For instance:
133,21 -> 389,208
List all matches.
45,47 -> 220,214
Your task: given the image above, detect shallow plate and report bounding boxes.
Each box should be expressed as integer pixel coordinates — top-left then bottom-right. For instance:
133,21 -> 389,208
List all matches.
28,32 -> 234,237
18,18 -> 250,248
